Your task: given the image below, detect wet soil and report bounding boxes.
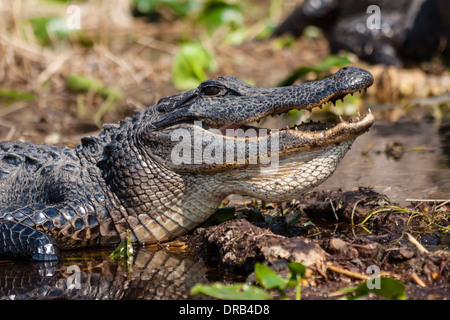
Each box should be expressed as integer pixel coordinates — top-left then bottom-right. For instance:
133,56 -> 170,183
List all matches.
190,188 -> 450,300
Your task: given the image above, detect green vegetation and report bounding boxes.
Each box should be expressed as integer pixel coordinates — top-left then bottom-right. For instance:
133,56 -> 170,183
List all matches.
277,55 -> 351,87
133,0 -> 201,18
65,75 -> 123,100
191,260 -> 406,300
359,204 -> 450,234
110,229 -> 134,270
0,89 -> 35,105
171,42 -> 216,90
191,262 -> 306,300
337,277 -> 407,300
66,75 -> 123,128
133,0 -> 244,32
200,206 -> 236,227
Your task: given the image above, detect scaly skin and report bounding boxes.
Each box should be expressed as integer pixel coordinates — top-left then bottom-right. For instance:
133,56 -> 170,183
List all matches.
0,66 -> 374,261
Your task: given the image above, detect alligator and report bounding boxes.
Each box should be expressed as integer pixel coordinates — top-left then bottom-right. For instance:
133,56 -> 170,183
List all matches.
0,66 -> 374,261
273,0 -> 450,67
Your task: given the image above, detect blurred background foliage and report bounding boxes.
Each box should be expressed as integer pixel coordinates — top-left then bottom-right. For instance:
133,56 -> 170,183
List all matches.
0,0 -> 448,144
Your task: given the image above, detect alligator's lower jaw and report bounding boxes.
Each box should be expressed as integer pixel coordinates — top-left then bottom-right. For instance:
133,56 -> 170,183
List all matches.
219,137 -> 355,202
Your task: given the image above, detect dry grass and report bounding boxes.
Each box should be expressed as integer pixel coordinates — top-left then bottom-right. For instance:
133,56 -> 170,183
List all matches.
0,0 -> 185,143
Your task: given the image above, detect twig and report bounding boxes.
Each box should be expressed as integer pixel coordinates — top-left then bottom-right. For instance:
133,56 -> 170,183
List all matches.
326,262 -> 369,280
35,52 -> 70,86
411,272 -> 427,288
326,262 -> 401,280
329,199 -> 339,221
436,199 -> 450,209
350,199 -> 362,226
406,232 -> 429,254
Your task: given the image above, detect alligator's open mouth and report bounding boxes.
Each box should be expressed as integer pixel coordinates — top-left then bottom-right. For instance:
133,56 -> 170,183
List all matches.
200,92 -> 374,158
211,108 -> 373,139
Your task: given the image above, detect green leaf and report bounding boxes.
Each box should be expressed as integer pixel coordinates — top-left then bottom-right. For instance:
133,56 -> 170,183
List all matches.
110,240 -> 127,260
200,207 -> 236,227
66,75 -> 122,100
27,16 -> 80,46
110,230 -> 133,261
172,42 -> 216,90
277,55 -> 351,87
287,262 -> 306,283
133,0 -> 200,17
286,262 -> 306,300
198,1 -> 243,29
254,263 -> 286,291
0,89 -> 35,105
339,277 -> 407,300
191,283 -> 272,300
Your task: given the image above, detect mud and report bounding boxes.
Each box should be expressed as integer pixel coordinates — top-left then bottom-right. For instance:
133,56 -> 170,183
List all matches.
190,188 -> 450,299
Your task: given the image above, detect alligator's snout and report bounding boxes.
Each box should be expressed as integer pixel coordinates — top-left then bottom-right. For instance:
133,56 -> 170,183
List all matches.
331,66 -> 374,95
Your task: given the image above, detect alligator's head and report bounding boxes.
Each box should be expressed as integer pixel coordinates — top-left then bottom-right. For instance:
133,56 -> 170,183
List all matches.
98,66 -> 374,243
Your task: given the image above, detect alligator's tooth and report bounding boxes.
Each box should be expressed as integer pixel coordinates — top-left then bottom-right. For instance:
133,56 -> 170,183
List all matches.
368,108 -> 372,114
357,111 -> 361,117
294,126 -> 298,131
339,116 -> 345,123
285,125 -> 290,130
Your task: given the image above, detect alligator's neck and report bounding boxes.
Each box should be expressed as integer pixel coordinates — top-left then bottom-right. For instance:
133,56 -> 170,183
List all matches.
76,113 -> 226,244
102,143 -> 226,244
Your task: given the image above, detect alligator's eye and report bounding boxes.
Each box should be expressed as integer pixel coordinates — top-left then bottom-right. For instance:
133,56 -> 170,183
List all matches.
201,86 -> 221,96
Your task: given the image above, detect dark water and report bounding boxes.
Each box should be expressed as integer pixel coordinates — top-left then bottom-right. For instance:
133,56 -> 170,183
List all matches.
0,247 -> 211,300
0,115 -> 449,300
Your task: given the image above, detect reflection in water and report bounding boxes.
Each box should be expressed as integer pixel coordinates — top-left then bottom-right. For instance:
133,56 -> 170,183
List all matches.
0,247 -> 209,300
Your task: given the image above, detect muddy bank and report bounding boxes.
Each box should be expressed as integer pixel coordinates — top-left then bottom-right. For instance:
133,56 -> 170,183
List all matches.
190,188 -> 450,299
